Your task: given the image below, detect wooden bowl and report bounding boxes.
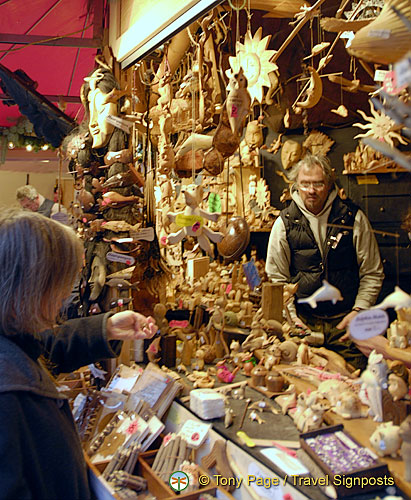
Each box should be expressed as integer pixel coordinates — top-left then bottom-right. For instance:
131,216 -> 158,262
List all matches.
217,216 -> 250,259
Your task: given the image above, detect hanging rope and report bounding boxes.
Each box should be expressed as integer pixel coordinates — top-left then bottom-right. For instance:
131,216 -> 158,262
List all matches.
57,146 -> 63,211
226,158 -> 230,226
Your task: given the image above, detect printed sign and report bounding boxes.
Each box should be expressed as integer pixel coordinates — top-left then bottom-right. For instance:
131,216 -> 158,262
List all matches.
349,309 -> 389,340
242,259 -> 261,291
106,251 -> 135,266
106,114 -> 134,133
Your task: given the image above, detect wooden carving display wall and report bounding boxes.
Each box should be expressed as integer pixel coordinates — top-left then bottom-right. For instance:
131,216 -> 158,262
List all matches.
68,0 -> 409,318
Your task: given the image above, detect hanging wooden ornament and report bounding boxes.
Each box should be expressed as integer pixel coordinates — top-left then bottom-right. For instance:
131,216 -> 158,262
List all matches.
353,101 -> 408,148
166,184 -> 224,255
348,0 -> 411,65
297,280 -> 343,308
226,27 -> 279,104
293,66 -> 323,111
225,68 -> 252,136
303,130 -> 335,156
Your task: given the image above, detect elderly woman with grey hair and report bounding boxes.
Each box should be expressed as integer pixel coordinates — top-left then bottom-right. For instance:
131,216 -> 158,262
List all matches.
0,208 -> 156,500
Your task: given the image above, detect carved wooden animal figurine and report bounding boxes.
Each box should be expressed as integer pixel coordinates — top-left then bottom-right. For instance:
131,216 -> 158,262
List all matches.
360,350 -> 388,422
229,340 -> 242,367
216,364 -> 240,384
224,407 -> 235,428
153,303 -> 169,336
388,373 -> 408,402
146,336 -> 161,364
333,390 -> 365,419
399,415 -> 411,482
373,286 -> 411,311
279,340 -> 298,363
226,68 -> 251,136
296,395 -> 327,433
292,392 -> 307,425
317,380 -> 350,406
370,422 -> 402,458
297,280 -> 343,308
167,184 -> 224,255
388,320 -> 408,349
296,339 -> 310,365
249,410 -> 265,424
192,348 -> 206,371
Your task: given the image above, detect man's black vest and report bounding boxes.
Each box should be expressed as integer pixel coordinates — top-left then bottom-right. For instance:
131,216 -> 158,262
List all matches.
37,198 -> 54,218
281,197 -> 360,318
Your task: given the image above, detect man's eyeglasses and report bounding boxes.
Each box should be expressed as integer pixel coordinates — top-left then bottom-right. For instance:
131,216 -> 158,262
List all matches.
298,181 -> 326,191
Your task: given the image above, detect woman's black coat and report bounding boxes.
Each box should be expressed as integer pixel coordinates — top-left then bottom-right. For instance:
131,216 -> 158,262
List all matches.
0,313 -> 120,500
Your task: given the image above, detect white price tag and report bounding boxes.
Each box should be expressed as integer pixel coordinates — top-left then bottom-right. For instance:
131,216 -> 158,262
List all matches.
106,251 -> 135,265
349,309 -> 389,340
374,69 -> 388,82
178,419 -> 210,448
106,114 -> 134,133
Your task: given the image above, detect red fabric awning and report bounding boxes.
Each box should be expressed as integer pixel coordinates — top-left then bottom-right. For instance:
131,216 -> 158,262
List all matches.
0,0 -> 102,128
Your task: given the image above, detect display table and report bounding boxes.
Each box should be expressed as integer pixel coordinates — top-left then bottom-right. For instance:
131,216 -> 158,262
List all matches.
281,369 -> 411,498
86,364 -> 410,500
169,369 -> 409,500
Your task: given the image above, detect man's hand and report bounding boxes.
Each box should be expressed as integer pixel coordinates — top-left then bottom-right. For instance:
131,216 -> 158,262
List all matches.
107,311 -> 157,341
336,310 -> 359,341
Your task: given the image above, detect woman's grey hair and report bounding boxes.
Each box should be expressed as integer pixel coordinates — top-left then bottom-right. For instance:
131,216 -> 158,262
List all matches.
0,208 -> 83,336
288,154 -> 336,185
16,184 -> 38,201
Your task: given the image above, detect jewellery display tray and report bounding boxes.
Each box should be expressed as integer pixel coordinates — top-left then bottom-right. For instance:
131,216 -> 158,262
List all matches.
300,424 -> 391,498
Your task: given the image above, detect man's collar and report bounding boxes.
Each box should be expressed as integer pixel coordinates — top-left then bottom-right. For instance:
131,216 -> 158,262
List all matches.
37,194 -> 45,207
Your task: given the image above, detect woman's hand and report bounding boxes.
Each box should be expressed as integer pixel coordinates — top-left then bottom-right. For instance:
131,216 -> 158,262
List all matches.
107,311 -> 157,341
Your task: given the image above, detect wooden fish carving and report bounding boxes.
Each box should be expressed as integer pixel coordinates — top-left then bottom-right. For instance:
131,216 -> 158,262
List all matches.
226,68 -> 251,136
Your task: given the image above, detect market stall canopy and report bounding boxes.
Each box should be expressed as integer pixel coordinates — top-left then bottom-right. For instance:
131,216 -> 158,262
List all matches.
0,62 -> 75,147
0,0 -> 103,130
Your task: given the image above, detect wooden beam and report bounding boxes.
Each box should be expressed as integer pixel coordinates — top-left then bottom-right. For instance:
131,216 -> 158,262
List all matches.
0,33 -> 101,48
0,93 -> 81,103
92,0 -> 104,40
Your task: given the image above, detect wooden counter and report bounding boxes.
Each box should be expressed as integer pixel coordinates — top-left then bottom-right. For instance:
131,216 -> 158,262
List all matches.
281,369 -> 411,499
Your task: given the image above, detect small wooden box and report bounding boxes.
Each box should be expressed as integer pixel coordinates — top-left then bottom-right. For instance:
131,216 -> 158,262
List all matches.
187,257 -> 209,281
84,453 -> 120,500
138,450 -> 216,500
300,425 -> 391,498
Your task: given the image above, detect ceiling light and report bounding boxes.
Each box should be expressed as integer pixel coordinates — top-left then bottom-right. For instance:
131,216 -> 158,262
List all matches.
42,144 -> 49,150
26,144 -> 33,151
8,142 -> 14,149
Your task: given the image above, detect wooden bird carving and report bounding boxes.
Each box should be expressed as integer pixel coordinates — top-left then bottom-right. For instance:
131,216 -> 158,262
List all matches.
226,68 -> 251,136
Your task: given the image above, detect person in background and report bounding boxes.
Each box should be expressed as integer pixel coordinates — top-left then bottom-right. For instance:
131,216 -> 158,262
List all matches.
0,208 -> 157,500
16,184 -> 67,221
266,154 -> 384,370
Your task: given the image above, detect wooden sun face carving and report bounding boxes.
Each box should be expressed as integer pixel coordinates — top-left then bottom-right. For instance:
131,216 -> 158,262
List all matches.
226,27 -> 279,104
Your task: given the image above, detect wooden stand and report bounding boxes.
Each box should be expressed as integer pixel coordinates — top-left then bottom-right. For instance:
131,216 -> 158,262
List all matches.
261,282 -> 283,323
